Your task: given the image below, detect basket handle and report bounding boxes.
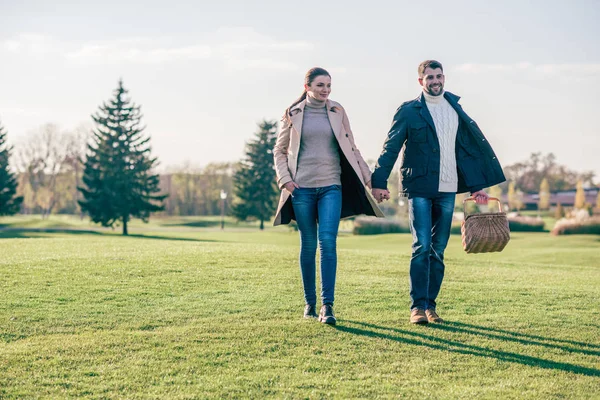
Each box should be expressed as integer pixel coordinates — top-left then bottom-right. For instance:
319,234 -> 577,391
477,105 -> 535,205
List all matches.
463,197 -> 503,217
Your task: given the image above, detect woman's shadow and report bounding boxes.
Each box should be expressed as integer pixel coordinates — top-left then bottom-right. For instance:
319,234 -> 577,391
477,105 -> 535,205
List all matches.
335,320 -> 600,377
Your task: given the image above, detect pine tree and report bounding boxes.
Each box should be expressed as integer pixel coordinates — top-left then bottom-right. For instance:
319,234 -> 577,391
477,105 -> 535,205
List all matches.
231,120 -> 278,230
538,178 -> 550,210
507,181 -> 517,211
488,185 -> 503,201
574,180 -> 585,209
78,80 -> 166,235
0,121 -> 23,215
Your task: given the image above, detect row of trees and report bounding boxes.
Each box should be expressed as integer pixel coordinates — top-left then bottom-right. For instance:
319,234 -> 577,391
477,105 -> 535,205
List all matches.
502,152 -> 595,193
0,80 -> 281,234
2,83 -> 598,231
160,163 -> 235,216
3,121 -> 239,218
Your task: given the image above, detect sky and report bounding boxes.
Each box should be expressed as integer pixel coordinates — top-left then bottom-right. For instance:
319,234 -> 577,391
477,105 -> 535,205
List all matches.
1,0 -> 599,179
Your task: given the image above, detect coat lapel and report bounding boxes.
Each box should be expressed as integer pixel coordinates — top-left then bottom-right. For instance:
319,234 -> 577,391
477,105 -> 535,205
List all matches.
416,93 -> 436,131
444,92 -> 475,148
326,100 -> 344,141
289,100 -> 306,138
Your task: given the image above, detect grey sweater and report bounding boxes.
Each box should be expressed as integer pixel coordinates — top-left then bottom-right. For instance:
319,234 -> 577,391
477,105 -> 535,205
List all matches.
294,96 -> 342,188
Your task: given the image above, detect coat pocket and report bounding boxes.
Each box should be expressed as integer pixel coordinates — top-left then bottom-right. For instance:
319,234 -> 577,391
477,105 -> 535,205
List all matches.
400,166 -> 428,182
458,157 -> 486,186
409,122 -> 427,143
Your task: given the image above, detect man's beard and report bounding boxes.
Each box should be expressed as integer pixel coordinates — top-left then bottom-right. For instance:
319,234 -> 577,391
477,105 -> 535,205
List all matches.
426,84 -> 443,96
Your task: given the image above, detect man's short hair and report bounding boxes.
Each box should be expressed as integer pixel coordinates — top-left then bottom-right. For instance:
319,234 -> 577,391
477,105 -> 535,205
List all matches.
418,60 -> 444,77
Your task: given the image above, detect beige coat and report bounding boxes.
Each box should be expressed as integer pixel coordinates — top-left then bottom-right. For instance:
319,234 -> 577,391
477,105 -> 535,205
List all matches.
273,99 -> 384,226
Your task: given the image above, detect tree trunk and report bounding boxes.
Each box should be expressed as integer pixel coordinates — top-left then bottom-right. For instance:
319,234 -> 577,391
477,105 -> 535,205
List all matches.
123,217 -> 128,235
260,218 -> 264,230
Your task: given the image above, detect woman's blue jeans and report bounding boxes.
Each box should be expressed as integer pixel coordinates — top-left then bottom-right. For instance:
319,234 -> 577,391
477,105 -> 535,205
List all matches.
291,185 -> 342,306
408,192 -> 456,311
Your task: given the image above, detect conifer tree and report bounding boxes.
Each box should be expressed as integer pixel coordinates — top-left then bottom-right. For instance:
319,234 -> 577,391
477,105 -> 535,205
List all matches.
0,121 -> 23,215
78,80 -> 166,235
574,180 -> 585,210
231,120 -> 278,230
488,185 -> 502,200
555,203 -> 564,219
507,182 -> 517,211
538,178 -> 550,210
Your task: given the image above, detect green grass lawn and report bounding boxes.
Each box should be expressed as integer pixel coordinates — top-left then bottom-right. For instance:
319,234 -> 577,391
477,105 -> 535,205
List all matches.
1,216 -> 599,399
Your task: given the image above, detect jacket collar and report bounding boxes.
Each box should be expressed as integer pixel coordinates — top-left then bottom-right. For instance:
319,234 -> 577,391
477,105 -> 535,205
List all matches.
413,91 -> 461,107
414,92 -> 436,131
413,91 -> 462,130
289,99 -> 344,141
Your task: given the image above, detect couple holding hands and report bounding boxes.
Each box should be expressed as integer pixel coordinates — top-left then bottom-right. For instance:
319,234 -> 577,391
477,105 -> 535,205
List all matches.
273,60 -> 505,325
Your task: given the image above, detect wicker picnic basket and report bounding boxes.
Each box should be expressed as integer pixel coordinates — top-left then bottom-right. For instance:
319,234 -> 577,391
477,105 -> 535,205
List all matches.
461,197 -> 510,254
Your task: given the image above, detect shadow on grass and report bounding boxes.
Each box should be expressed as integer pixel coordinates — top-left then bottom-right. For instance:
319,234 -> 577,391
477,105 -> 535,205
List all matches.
161,220 -> 221,228
160,220 -> 259,229
127,233 -> 215,242
440,321 -> 600,352
0,228 -> 216,242
337,320 -> 600,377
0,229 -> 103,239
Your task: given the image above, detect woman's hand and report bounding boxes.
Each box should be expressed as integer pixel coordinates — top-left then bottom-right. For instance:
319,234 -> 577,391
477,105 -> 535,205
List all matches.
284,181 -> 299,194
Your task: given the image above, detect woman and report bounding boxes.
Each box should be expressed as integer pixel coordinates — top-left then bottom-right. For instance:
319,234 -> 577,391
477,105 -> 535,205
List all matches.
273,67 -> 383,325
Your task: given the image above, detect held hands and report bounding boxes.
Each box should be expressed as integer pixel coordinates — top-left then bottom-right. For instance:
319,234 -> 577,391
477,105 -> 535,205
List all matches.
371,188 -> 390,203
284,181 -> 299,194
471,190 -> 489,205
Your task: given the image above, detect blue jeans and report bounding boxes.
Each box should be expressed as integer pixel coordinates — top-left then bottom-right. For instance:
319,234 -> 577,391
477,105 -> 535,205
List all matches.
291,185 -> 342,306
408,192 -> 455,311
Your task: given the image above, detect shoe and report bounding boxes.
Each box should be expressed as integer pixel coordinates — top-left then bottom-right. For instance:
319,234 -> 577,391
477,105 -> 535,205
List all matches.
426,309 -> 444,323
304,304 -> 318,319
410,308 -> 428,324
318,304 -> 336,325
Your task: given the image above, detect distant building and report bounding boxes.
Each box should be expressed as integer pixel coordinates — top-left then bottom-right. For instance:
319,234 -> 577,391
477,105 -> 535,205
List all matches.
503,187 -> 599,210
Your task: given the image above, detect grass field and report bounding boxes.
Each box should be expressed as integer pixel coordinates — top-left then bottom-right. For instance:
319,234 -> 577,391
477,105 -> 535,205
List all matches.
1,216 -> 599,399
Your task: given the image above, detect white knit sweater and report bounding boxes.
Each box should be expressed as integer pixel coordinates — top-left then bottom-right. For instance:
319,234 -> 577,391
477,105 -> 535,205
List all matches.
423,91 -> 459,192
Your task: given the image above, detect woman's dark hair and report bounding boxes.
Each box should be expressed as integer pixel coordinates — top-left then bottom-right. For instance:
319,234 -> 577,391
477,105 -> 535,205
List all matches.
283,67 -> 331,123
418,60 -> 443,77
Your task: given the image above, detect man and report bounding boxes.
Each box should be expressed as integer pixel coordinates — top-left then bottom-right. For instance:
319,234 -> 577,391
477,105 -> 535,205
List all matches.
371,60 -> 505,324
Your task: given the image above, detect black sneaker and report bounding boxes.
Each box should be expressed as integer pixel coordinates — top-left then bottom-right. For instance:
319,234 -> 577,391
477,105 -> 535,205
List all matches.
304,304 -> 318,319
318,304 -> 336,325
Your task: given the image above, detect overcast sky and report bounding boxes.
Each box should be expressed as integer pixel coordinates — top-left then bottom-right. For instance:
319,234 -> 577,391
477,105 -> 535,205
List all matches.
1,0 -> 599,178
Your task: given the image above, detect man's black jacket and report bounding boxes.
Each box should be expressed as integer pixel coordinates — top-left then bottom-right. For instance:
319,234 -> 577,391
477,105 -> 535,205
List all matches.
371,91 -> 506,197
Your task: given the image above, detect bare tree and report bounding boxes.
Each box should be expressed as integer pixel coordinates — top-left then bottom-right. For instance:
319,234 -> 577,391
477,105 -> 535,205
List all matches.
64,123 -> 91,217
14,124 -> 75,218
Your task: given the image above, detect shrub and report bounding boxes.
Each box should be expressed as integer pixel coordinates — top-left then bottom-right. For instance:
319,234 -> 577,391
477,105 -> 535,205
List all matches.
450,223 -> 462,235
353,216 -> 410,235
551,216 -> 600,235
507,215 -> 546,232
288,220 -> 299,231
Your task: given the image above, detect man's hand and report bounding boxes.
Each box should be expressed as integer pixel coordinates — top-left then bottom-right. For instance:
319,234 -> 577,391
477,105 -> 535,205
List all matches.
372,188 -> 390,203
471,190 -> 489,205
284,181 -> 299,194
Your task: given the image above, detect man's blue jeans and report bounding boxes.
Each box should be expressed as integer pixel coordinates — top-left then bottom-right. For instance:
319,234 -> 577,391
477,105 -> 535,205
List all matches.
291,185 -> 342,306
408,192 -> 455,311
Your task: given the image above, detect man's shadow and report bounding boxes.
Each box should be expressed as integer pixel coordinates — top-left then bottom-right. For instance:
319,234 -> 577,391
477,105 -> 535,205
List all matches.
335,320 -> 600,377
